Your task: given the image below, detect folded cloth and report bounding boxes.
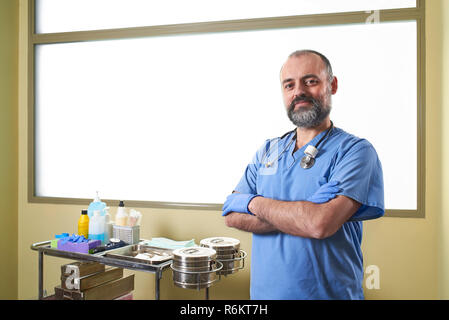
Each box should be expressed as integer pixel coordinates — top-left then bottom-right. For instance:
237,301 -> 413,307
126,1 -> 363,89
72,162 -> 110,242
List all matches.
142,237 -> 196,250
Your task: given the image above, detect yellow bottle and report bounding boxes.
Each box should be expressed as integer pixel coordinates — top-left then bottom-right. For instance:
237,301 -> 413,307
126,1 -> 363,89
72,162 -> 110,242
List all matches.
78,209 -> 89,238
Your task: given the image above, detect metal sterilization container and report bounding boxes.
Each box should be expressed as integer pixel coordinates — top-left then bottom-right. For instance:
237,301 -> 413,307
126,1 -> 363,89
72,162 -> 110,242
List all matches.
170,247 -> 223,290
200,237 -> 246,276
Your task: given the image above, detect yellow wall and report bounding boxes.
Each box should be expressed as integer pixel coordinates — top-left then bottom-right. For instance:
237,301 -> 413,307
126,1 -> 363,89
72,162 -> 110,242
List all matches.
0,0 -> 19,300
7,0 -> 449,300
437,0 -> 449,299
362,1 -> 446,300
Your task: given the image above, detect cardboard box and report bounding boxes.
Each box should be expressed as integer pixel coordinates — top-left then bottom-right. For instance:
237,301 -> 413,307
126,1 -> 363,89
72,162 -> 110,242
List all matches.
54,274 -> 135,300
61,261 -> 105,278
61,267 -> 123,291
114,292 -> 133,300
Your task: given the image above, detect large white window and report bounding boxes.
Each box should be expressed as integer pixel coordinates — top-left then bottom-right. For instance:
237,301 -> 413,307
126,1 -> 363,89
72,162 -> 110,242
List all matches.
31,0 -> 425,217
36,0 -> 416,33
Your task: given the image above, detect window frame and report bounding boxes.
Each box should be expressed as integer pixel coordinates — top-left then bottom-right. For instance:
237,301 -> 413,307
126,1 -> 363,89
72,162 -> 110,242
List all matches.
27,0 -> 426,218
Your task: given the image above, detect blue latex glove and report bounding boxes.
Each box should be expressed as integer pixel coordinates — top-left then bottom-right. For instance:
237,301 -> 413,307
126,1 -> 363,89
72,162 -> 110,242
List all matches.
222,193 -> 260,216
307,180 -> 341,204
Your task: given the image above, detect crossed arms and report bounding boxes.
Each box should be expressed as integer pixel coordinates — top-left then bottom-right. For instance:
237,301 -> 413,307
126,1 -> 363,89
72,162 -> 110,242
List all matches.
224,195 -> 361,239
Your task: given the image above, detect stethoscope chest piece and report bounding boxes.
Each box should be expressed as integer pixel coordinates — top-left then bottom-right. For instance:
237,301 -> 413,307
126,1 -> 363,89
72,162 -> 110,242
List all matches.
300,145 -> 318,169
300,155 -> 315,169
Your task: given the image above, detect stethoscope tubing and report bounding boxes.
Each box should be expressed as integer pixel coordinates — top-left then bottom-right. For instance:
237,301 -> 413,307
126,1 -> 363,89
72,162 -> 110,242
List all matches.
262,122 -> 334,169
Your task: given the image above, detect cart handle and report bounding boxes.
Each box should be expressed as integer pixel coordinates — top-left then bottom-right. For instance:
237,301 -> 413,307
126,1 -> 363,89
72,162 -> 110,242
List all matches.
30,241 -> 51,251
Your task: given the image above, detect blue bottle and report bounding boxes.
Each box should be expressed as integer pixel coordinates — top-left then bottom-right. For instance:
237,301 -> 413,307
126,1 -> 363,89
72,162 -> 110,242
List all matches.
87,191 -> 107,218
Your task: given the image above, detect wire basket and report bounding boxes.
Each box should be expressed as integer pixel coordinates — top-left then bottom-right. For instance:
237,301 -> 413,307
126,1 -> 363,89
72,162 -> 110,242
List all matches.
112,225 -> 140,245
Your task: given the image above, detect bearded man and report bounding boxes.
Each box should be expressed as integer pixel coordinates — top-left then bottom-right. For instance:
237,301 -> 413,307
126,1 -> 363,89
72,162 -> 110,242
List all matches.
222,50 -> 385,300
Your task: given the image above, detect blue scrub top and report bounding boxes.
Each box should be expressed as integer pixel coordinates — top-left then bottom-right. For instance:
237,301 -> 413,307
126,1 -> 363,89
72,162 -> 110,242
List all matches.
234,127 -> 384,300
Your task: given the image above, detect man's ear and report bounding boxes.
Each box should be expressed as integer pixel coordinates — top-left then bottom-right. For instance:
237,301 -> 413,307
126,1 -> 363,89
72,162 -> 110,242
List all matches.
331,76 -> 338,95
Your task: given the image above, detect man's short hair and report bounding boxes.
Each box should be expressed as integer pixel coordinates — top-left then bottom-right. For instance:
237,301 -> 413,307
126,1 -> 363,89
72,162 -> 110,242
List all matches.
288,50 -> 334,83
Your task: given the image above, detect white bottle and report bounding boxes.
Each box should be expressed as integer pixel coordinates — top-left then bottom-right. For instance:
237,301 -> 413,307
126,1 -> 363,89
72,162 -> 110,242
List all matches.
88,210 -> 105,244
104,207 -> 113,244
115,200 -> 128,227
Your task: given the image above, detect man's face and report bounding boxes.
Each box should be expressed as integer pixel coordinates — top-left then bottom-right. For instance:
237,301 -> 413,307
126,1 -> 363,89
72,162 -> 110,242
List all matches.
280,54 -> 337,128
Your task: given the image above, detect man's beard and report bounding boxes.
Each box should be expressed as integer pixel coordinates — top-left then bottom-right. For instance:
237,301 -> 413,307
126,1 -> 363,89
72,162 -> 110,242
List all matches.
287,94 -> 332,128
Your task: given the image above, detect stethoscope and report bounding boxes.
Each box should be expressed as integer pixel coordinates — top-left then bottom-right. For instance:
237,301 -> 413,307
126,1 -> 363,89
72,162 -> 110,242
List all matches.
263,122 -> 334,170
